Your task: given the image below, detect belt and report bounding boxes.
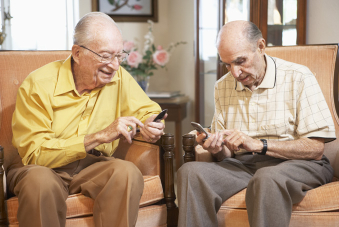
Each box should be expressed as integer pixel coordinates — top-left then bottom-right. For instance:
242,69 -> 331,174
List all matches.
88,149 -> 102,157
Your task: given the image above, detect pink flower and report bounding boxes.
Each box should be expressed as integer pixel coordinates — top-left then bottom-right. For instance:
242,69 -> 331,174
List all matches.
127,51 -> 142,68
123,41 -> 135,52
152,50 -> 170,66
157,45 -> 163,50
133,4 -> 142,10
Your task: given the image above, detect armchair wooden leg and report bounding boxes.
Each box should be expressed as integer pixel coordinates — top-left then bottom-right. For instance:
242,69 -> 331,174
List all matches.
161,133 -> 178,227
0,146 -> 8,226
182,134 -> 196,163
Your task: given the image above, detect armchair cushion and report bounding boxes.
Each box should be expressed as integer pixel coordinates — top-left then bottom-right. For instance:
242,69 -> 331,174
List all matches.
7,205 -> 167,227
224,181 -> 339,212
218,208 -> 339,227
6,175 -> 165,226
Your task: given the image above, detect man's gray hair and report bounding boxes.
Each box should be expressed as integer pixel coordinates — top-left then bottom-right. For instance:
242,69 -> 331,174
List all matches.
244,22 -> 263,46
73,12 -> 121,46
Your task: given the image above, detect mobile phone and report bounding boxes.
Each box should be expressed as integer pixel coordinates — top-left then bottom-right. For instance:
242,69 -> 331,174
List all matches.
191,122 -> 209,141
153,109 -> 168,122
136,109 -> 168,132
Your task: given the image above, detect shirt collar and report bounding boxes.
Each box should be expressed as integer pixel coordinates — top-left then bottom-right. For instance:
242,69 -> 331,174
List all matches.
235,54 -> 276,91
54,54 -> 121,96
54,54 -> 76,96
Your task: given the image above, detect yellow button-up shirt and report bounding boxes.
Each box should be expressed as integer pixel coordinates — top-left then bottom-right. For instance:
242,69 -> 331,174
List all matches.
12,55 -> 161,168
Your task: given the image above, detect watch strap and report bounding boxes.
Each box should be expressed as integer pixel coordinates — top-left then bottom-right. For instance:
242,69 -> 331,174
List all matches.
259,139 -> 267,155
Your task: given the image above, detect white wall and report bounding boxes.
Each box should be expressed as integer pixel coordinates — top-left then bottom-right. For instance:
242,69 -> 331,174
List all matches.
166,0 -> 195,141
306,0 -> 339,44
117,0 -> 171,90
79,0 -> 195,144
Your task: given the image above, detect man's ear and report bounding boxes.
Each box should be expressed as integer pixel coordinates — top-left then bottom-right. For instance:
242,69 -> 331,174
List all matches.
72,45 -> 81,64
257,38 -> 266,55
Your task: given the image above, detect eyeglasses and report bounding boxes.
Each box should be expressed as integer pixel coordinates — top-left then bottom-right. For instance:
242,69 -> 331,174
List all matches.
79,45 -> 129,64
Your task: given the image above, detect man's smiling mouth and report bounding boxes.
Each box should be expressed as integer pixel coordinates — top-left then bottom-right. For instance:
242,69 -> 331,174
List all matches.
100,70 -> 113,76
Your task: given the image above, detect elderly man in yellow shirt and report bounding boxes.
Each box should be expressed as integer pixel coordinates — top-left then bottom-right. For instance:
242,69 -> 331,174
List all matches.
8,12 -> 165,227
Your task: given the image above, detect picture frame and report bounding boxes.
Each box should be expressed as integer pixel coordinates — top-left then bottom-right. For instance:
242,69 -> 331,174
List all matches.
92,0 -> 158,22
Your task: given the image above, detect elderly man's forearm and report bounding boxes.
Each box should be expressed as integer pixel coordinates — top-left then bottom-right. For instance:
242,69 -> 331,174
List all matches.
84,133 -> 103,152
265,137 -> 324,160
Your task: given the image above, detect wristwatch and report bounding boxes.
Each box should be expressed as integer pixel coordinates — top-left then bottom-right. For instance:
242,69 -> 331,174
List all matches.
259,139 -> 267,155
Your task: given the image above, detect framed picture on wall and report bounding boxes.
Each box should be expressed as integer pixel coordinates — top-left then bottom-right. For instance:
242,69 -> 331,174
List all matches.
92,0 -> 158,22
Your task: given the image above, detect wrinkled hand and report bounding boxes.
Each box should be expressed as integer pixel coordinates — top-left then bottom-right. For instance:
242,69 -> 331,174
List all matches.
101,116 -> 144,144
223,129 -> 262,153
196,131 -> 225,156
140,113 -> 167,143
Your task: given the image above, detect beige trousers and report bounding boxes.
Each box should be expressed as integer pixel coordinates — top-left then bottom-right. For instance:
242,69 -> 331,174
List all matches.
7,154 -> 144,227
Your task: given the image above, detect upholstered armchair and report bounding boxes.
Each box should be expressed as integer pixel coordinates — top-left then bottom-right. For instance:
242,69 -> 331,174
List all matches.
0,51 -> 178,227
182,44 -> 339,226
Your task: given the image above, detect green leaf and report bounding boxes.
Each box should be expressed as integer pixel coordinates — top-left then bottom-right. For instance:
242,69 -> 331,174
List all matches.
152,45 -> 156,52
108,0 -> 115,5
146,50 -> 152,55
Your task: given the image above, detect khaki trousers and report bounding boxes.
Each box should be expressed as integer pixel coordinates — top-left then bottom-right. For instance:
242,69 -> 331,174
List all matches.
7,154 -> 144,227
177,154 -> 333,227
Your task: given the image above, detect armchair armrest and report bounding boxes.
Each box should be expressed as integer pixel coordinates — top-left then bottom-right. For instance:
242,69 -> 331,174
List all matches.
115,133 -> 178,227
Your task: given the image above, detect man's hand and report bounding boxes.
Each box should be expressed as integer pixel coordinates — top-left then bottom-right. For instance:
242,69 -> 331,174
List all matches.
223,129 -> 262,153
101,116 -> 144,144
85,116 -> 144,152
140,113 -> 167,143
197,131 -> 223,154
196,131 -> 232,160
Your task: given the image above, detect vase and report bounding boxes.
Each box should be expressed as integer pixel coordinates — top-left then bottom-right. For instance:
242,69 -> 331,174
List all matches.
134,75 -> 150,92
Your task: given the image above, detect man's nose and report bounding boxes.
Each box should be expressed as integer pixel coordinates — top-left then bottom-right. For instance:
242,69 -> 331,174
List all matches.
231,65 -> 242,78
107,57 -> 120,70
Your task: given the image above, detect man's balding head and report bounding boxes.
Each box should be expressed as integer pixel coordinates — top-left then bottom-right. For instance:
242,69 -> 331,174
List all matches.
216,21 -> 263,52
73,12 -> 122,46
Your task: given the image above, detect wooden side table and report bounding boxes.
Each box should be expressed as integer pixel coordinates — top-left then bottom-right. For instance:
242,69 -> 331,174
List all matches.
151,95 -> 189,170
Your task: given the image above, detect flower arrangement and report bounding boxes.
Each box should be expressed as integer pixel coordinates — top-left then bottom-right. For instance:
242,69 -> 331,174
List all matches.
120,20 -> 186,90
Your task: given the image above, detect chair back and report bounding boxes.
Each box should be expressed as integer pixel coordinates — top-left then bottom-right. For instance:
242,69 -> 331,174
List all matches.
0,51 -> 71,173
265,44 -> 339,178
